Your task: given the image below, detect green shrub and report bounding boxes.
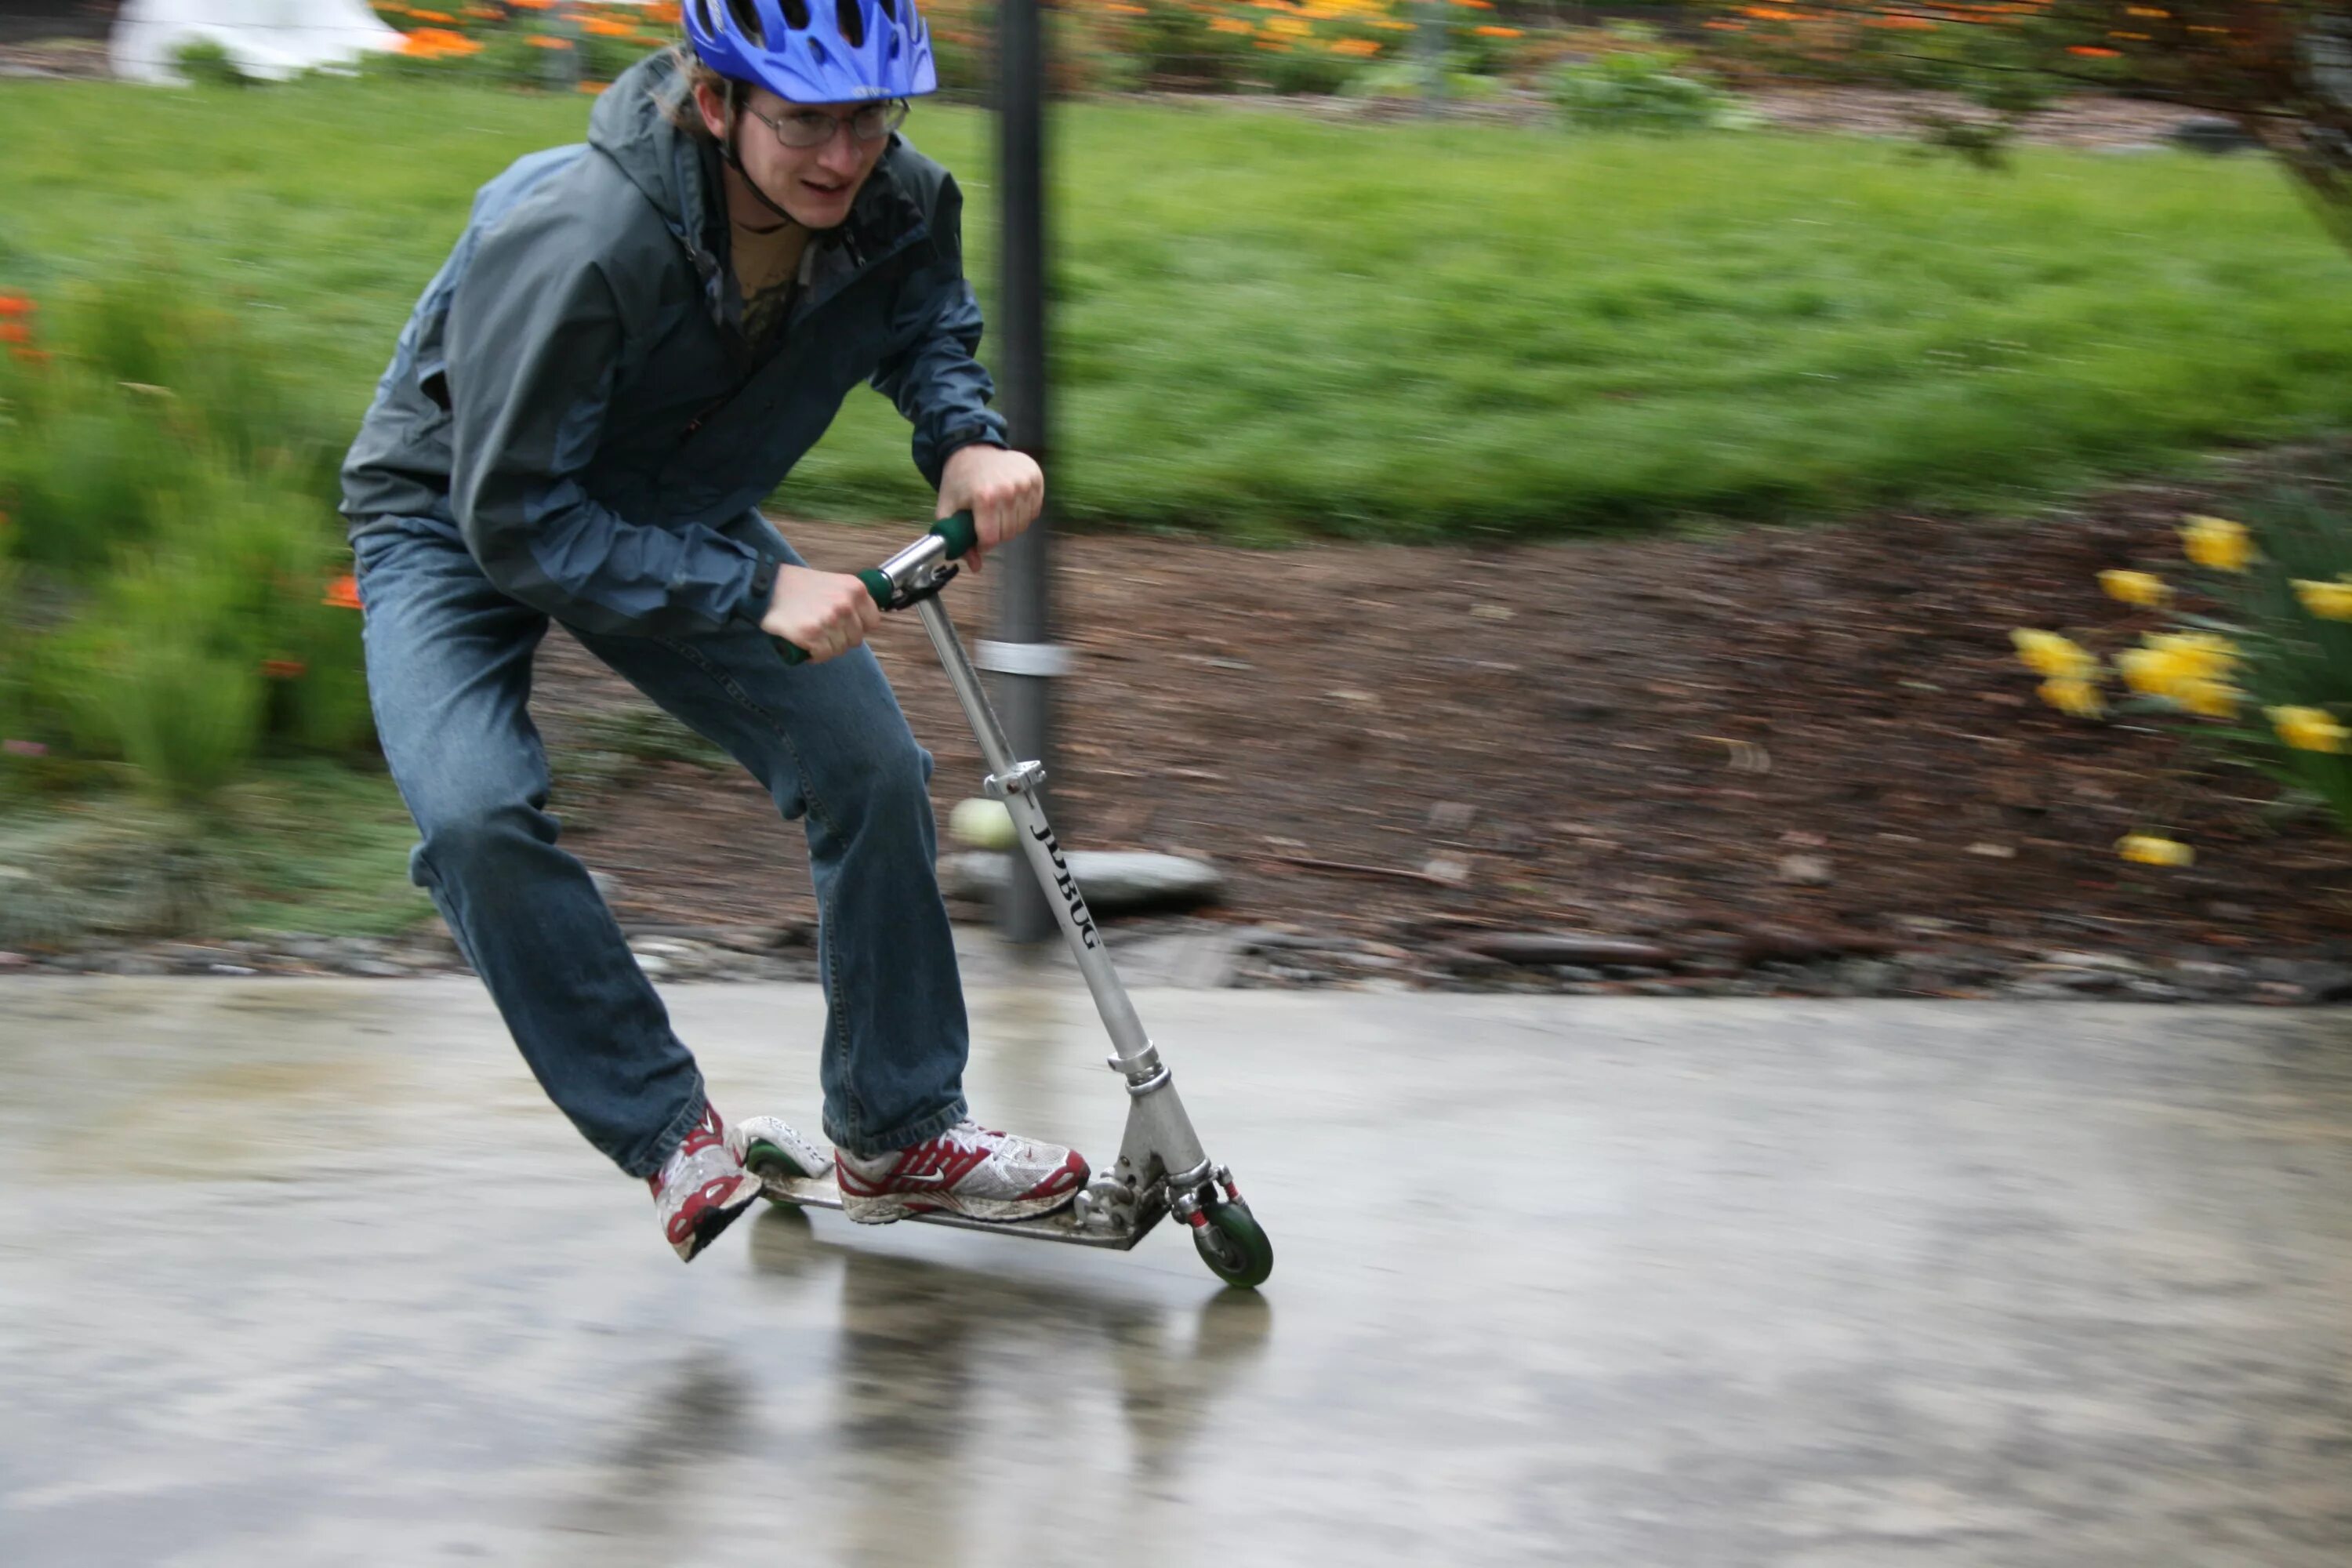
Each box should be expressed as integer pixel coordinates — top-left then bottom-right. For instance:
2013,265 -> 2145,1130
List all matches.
1128,0 -> 1253,90
1549,26 -> 1732,134
2,276 -> 372,800
0,276 -> 337,577
173,38 -> 254,89
0,557 -> 27,768
2,394 -> 184,576
1351,60 -> 1504,101
1260,46 -> 1369,96
111,644 -> 269,809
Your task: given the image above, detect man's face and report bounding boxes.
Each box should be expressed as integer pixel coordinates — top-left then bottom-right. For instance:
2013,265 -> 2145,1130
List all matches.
698,82 -> 887,230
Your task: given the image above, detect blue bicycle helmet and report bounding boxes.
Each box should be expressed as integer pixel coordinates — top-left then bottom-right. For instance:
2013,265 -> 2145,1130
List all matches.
684,0 -> 938,103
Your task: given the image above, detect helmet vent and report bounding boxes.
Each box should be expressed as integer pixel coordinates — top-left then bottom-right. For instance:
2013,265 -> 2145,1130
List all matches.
807,36 -> 829,64
693,0 -> 719,37
725,0 -> 765,45
779,0 -> 811,30
835,0 -> 866,49
886,33 -> 900,58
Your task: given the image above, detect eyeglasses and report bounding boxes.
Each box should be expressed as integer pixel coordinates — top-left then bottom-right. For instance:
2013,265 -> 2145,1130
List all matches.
742,99 -> 909,151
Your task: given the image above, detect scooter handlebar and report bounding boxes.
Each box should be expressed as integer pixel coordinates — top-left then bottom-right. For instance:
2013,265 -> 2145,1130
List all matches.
930,509 -> 980,561
771,510 -> 978,666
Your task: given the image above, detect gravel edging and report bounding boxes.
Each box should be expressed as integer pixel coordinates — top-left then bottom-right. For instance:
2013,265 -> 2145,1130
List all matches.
6,915 -> 2349,1005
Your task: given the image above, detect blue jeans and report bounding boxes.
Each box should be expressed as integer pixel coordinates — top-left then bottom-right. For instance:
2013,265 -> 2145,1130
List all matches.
353,514 -> 971,1176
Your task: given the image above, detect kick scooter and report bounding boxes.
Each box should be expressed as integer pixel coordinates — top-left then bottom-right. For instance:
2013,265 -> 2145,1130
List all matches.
735,512 -> 1274,1290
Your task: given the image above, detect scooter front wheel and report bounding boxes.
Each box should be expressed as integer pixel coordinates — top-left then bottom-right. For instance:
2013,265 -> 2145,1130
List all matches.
1191,1198 -> 1275,1290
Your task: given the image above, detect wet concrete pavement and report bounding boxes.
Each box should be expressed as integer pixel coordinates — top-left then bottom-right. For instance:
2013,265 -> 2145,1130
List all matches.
3,977 -> 2351,1566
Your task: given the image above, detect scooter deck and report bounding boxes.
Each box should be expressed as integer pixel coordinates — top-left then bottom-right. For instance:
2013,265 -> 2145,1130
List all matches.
757,1171 -> 1167,1252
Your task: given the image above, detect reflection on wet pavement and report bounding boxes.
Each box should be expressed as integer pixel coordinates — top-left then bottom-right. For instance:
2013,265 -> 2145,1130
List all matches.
4,978 -> 2352,1565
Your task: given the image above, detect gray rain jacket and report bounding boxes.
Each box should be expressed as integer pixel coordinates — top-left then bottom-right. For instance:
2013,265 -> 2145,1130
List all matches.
339,49 -> 1007,637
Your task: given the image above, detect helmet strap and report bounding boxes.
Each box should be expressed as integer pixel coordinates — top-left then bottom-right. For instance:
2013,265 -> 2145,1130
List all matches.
717,82 -> 804,231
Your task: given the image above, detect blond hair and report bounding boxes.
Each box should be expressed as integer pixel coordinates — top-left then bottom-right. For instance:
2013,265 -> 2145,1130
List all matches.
658,44 -> 738,143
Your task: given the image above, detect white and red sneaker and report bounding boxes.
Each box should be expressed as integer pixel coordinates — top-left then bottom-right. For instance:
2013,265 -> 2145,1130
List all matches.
834,1121 -> 1089,1226
648,1101 -> 760,1262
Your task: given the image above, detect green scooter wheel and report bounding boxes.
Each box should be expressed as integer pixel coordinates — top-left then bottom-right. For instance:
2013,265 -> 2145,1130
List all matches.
1191,1199 -> 1274,1290
744,1138 -> 816,1184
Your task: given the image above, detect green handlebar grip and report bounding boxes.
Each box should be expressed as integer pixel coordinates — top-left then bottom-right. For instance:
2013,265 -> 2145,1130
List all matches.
773,519 -> 971,666
931,510 -> 978,559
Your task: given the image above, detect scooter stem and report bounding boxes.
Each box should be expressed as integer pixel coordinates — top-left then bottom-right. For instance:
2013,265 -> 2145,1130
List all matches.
913,596 -> 1162,1078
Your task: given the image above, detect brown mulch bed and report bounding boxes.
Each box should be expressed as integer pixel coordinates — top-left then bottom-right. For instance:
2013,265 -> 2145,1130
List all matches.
1120,86 -> 2214,151
528,442 -> 2352,985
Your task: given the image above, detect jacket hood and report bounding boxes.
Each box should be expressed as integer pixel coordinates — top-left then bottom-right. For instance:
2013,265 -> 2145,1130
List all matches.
589,50 -> 728,297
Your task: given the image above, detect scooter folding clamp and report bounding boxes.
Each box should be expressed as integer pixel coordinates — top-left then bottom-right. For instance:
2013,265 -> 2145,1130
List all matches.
983,760 -> 1047,799
1112,1041 -> 1163,1084
880,561 -> 957,611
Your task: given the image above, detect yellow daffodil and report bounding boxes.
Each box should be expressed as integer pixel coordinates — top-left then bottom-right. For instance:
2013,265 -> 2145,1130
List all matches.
2117,833 -> 2194,867
2175,678 -> 2240,719
2038,677 -> 2104,718
2114,646 -> 2169,696
2180,514 -> 2253,572
2097,568 -> 2169,608
2267,705 -> 2348,753
2292,577 -> 2352,621
2116,630 -> 2239,705
2011,628 -> 2096,681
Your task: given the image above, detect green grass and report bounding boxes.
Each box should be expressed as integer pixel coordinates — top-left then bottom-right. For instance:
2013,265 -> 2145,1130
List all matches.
0,762 -> 429,942
204,762 -> 433,937
2,76 -> 2348,537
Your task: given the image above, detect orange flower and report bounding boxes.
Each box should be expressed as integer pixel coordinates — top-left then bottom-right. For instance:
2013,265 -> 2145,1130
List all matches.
2067,43 -> 2119,55
402,26 -> 482,56
409,7 -> 456,20
324,574 -> 362,611
644,2 -> 682,21
1472,24 -> 1520,35
260,659 -> 307,680
583,15 -> 635,34
0,295 -> 29,317
509,0 -> 554,9
579,79 -> 608,93
10,348 -> 50,367
1330,34 -> 1380,53
528,32 -> 573,45
0,322 -> 30,346
1448,0 -> 1494,9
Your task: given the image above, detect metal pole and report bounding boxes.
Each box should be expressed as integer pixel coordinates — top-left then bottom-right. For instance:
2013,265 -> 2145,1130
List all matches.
1414,0 -> 1446,114
989,0 -> 1058,942
543,4 -> 583,90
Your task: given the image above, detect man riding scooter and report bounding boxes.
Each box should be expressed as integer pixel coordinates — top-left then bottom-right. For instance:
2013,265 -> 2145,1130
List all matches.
339,0 -> 1088,1263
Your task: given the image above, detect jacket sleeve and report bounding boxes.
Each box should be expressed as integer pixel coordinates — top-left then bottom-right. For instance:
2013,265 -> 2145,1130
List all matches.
443,226 -> 778,637
869,170 -> 1011,490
